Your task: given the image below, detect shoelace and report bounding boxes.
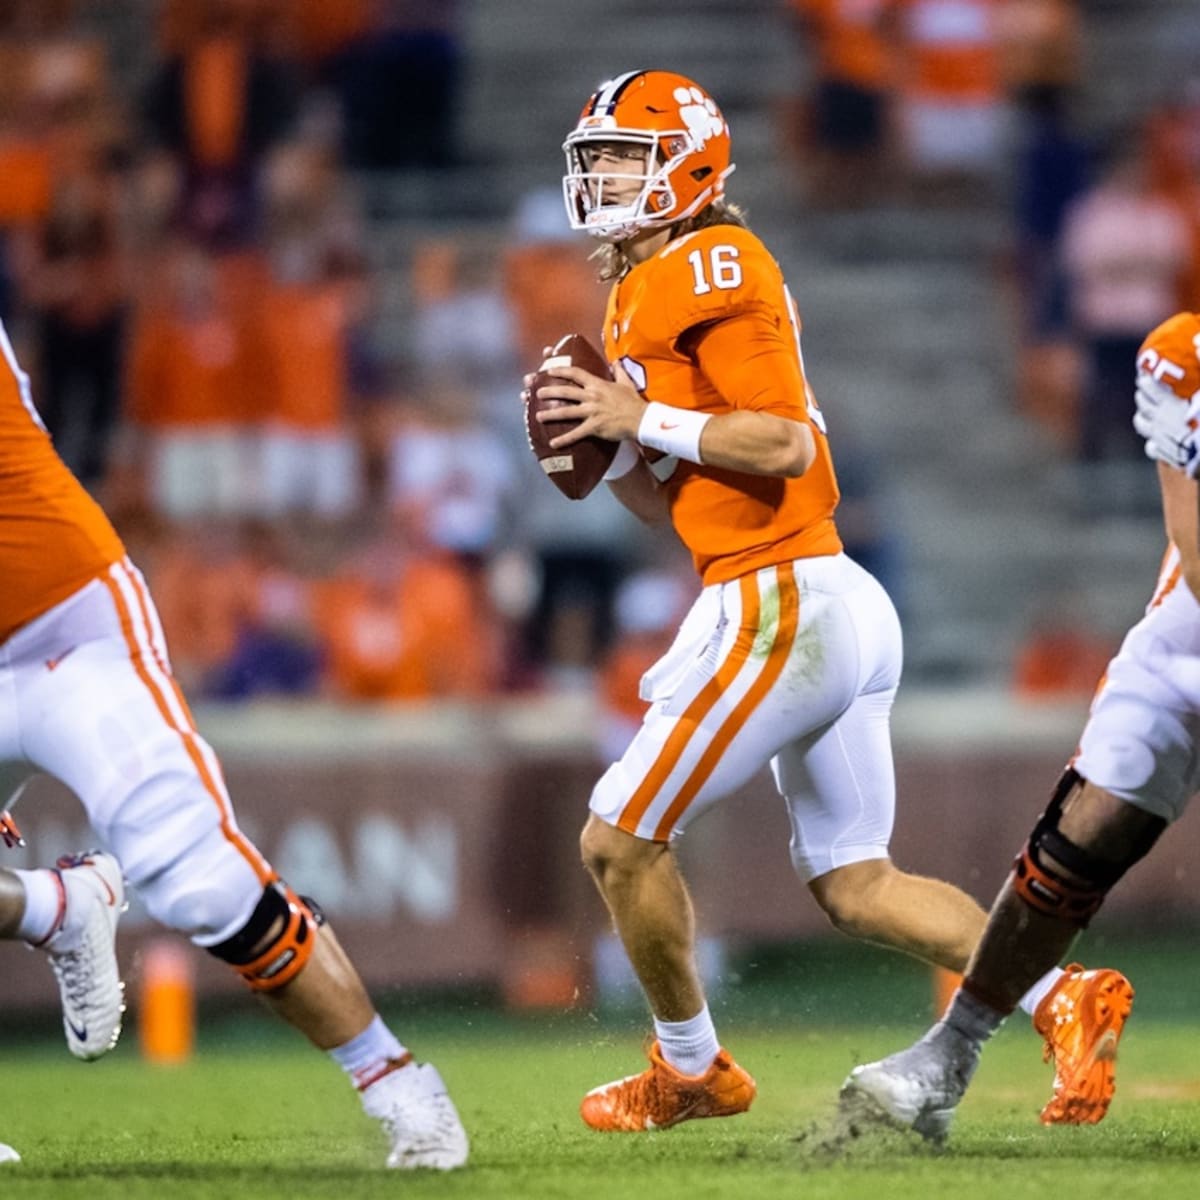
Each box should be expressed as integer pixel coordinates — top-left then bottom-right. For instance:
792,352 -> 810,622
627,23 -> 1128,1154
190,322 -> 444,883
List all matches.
51,945 -> 94,1011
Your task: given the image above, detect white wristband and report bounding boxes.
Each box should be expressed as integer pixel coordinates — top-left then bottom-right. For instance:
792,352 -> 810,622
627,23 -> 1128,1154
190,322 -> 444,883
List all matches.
603,439 -> 641,481
637,402 -> 711,464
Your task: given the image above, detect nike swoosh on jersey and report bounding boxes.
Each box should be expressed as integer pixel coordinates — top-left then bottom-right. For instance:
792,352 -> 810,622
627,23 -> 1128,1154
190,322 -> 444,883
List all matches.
45,647 -> 78,671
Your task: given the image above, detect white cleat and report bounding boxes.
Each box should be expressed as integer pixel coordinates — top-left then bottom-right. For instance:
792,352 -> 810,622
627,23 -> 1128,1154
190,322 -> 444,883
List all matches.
360,1060 -> 469,1170
839,1022 -> 981,1144
0,1142 -> 20,1164
37,851 -> 126,1061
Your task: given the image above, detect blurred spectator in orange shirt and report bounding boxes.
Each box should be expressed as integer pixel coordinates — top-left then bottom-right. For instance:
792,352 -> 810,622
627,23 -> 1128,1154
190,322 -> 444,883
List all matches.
1012,595 -> 1115,702
143,0 -> 298,249
13,166 -> 127,490
892,0 -> 1007,197
208,519 -> 322,699
137,512 -> 320,699
251,267 -> 366,522
0,0 -> 117,322
316,532 -> 498,702
502,187 -> 607,369
124,236 -> 262,519
249,138 -> 370,522
146,518 -> 257,695
786,0 -> 898,206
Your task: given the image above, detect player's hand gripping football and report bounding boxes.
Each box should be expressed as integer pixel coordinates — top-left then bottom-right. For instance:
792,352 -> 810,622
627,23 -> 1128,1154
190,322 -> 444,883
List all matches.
527,358 -> 646,448
1133,371 -> 1200,477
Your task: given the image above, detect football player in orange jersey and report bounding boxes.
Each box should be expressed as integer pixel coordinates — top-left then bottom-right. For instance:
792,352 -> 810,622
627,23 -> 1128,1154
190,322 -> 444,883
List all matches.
0,322 -> 467,1168
530,69 -> 1127,1133
843,313 -> 1200,1140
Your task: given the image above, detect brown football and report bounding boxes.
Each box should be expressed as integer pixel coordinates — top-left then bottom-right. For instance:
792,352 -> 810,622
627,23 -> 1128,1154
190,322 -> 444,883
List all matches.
524,333 -> 620,500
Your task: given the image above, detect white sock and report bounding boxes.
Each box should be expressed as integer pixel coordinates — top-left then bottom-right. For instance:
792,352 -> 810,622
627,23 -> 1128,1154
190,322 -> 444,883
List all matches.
328,1014 -> 408,1090
654,1004 -> 720,1076
1017,966 -> 1065,1016
12,868 -> 64,944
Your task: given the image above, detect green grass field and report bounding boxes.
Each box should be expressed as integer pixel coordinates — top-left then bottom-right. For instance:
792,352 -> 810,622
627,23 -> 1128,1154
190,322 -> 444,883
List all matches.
3,935 -> 1198,1199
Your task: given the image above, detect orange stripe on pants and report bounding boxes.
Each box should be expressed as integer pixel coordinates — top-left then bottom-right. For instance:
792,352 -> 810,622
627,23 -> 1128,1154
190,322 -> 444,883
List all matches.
652,564 -> 801,840
617,573 -> 763,836
102,565 -> 273,884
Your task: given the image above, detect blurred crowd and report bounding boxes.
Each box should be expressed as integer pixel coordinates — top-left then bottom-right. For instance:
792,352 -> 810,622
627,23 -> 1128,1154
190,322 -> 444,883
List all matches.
0,0 -> 690,719
3,0 -> 1194,713
787,0 -> 1200,496
787,0 -> 1200,696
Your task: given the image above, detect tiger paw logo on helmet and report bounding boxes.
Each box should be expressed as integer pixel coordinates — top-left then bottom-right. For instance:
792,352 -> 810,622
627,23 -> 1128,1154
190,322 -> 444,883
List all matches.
562,70 -> 736,242
674,86 -> 726,150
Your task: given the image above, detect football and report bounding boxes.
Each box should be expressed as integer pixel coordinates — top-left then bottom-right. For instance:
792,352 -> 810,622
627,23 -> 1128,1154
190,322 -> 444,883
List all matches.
524,333 -> 620,500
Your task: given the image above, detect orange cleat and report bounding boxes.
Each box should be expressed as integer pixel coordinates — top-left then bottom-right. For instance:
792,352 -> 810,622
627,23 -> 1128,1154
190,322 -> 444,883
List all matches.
580,1041 -> 756,1132
1033,963 -> 1133,1125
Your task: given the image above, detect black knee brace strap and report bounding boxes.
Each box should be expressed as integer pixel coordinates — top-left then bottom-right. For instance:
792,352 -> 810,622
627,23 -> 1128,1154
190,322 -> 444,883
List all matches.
1012,768 -> 1163,926
207,880 -> 322,992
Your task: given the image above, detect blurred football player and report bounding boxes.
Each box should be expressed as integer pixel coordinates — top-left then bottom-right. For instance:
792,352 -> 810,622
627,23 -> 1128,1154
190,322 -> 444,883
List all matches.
841,312 -> 1200,1140
0,320 -> 467,1169
529,69 -> 1128,1134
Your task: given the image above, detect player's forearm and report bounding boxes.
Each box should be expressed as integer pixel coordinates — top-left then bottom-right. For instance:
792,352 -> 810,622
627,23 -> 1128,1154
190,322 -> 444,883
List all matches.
607,459 -> 671,524
1159,462 -> 1200,601
695,410 -> 814,477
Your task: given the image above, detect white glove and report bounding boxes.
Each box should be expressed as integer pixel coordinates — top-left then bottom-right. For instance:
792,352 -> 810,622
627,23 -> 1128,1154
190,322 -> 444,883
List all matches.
1132,372 -> 1200,477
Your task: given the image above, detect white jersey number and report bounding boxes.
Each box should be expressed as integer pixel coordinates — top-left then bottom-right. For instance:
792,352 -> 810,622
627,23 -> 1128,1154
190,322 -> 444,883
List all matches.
688,245 -> 743,295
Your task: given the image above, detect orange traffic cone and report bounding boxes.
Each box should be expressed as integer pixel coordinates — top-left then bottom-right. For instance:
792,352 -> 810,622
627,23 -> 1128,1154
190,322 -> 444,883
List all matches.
139,938 -> 195,1064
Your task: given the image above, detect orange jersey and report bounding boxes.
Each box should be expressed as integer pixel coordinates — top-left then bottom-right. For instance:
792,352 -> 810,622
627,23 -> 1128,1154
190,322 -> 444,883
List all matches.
897,0 -> 1001,102
604,224 -> 842,585
0,321 -> 125,641
794,0 -> 895,89
254,281 -> 352,431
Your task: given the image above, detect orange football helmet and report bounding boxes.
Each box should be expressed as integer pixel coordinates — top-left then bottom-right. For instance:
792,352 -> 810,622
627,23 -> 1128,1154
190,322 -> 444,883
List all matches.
562,70 -> 735,241
1138,311 -> 1200,400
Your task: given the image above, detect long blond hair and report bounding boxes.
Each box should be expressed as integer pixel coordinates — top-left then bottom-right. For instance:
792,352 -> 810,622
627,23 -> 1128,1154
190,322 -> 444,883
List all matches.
592,200 -> 749,282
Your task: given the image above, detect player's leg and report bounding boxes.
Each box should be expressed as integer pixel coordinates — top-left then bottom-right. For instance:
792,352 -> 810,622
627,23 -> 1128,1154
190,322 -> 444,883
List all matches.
777,573 -> 992,974
18,562 -> 467,1167
843,773 -> 1158,1138
0,853 -> 125,1060
580,816 -> 704,1022
577,821 -> 757,1133
577,569 -> 812,1130
845,614 -> 1191,1138
1,600 -> 128,1060
182,852 -> 468,1169
955,774 -> 1153,1124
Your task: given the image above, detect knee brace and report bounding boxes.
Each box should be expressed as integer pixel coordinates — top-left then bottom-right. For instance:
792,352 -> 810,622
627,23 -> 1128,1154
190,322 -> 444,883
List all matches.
206,881 -> 325,992
1011,768 -> 1163,926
